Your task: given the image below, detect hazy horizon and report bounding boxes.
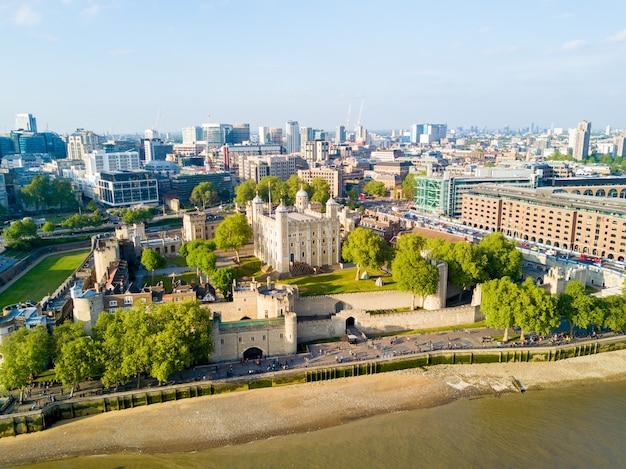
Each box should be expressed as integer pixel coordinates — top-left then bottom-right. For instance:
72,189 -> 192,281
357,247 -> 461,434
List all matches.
2,0 -> 625,135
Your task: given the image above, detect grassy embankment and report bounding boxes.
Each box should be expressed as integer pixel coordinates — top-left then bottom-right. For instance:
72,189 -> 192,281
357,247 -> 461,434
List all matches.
0,249 -> 90,308
280,268 -> 396,296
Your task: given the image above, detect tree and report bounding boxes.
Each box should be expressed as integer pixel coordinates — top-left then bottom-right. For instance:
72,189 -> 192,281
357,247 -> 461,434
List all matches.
141,248 -> 166,284
392,249 -> 439,310
3,218 -> 39,244
479,232 -> 523,280
447,242 -> 488,301
402,173 -> 416,200
86,199 -> 98,212
558,280 -> 603,336
362,180 -> 387,197
284,175 -> 306,206
0,326 -> 50,402
190,181 -> 219,209
50,179 -> 78,211
342,227 -> 387,280
122,207 -> 154,224
516,277 -> 560,342
42,221 -> 55,232
257,176 -> 286,204
425,238 -> 453,261
602,295 -> 626,332
234,179 -> 257,206
156,301 -> 213,366
481,276 -> 521,342
19,175 -> 51,212
120,307 -> 153,389
214,212 -> 252,263
310,177 -> 330,204
212,267 -> 237,300
61,213 -> 103,229
394,233 -> 427,257
51,321 -> 87,363
93,311 -> 128,390
185,241 -> 217,283
54,336 -> 97,398
347,187 -> 360,201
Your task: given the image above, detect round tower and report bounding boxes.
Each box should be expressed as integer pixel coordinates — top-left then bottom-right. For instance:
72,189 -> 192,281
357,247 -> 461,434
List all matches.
295,187 -> 309,212
275,202 -> 289,273
325,197 -> 338,218
284,311 -> 298,355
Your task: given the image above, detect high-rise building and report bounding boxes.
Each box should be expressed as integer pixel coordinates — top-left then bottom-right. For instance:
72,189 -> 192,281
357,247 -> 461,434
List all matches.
355,125 -> 368,145
15,113 -> 37,133
304,140 -> 329,163
67,129 -> 103,160
572,120 -> 591,161
202,123 -> 233,146
410,123 -> 447,144
231,123 -> 250,144
144,139 -> 174,162
616,132 -> 626,158
299,126 -> 312,153
335,125 -> 346,145
182,126 -> 203,144
286,120 -> 300,154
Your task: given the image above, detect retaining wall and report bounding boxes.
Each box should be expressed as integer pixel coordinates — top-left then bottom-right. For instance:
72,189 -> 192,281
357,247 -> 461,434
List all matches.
2,336 -> 624,439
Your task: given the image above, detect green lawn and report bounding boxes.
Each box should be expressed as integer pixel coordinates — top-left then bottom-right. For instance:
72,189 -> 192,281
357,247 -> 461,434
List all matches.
0,249 -> 90,308
280,268 -> 397,296
237,257 -> 263,280
150,272 -> 199,290
164,256 -> 189,267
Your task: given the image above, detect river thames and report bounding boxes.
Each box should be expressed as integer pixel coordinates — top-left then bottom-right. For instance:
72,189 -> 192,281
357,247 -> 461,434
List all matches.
21,378 -> 626,469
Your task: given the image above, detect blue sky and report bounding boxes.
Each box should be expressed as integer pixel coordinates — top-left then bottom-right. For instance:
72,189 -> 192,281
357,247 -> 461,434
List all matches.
1,0 -> 625,135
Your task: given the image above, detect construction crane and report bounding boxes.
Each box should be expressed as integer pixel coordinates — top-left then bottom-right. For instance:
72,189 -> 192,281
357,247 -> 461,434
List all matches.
356,99 -> 365,128
151,107 -> 161,132
346,104 -> 351,130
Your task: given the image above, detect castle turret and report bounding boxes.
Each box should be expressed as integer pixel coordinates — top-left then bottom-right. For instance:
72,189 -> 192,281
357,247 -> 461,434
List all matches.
275,202 -> 289,272
326,197 -> 338,218
295,187 -> 308,212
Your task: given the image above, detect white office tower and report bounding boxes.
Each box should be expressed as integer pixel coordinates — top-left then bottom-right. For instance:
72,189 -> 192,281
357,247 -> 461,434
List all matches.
15,113 -> 37,133
182,126 -> 202,144
286,120 -> 300,154
571,120 -> 591,161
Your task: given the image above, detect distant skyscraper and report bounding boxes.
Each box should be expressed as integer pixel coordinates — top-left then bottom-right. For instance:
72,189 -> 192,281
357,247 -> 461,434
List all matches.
299,127 -> 312,153
616,131 -> 626,158
15,113 -> 37,133
286,120 -> 300,154
335,125 -> 346,145
203,123 -> 233,145
572,120 -> 591,161
231,123 -> 250,144
182,126 -> 202,144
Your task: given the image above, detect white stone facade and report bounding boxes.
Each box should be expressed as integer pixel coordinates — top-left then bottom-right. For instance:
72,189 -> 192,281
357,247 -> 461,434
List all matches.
248,190 -> 342,274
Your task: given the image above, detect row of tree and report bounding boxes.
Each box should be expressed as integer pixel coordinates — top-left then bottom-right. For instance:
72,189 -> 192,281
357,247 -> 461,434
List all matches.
0,301 -> 214,399
18,175 -> 78,213
341,229 -> 522,306
482,277 -> 626,341
234,175 -> 331,208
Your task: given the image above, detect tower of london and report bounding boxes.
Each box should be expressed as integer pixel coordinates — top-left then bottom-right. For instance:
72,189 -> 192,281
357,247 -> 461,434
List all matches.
247,188 -> 356,275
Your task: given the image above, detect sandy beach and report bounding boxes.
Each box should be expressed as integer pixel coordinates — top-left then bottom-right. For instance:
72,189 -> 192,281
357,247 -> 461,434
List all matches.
1,349 -> 626,467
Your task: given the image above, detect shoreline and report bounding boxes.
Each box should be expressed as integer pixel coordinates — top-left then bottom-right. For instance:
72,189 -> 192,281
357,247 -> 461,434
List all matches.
1,349 -> 626,467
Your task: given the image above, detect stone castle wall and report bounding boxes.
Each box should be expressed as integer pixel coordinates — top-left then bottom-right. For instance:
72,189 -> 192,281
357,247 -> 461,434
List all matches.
294,290 -> 415,316
297,304 -> 483,343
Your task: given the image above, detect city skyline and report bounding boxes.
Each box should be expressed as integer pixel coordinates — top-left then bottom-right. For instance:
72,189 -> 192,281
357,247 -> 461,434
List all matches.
1,1 -> 626,135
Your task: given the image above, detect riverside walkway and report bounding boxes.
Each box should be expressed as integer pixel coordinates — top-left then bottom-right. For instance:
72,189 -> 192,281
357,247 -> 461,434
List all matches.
5,326 -> 623,416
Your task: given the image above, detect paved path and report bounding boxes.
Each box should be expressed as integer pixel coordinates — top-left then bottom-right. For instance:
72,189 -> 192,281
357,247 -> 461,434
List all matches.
8,326 -> 620,415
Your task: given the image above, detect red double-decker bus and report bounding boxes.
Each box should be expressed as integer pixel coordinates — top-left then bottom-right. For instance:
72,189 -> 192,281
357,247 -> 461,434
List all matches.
580,254 -> 602,264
